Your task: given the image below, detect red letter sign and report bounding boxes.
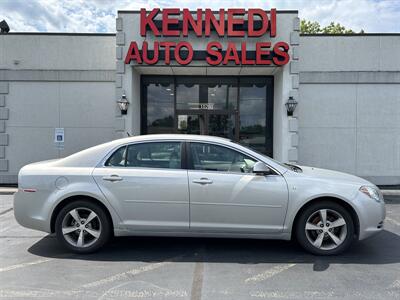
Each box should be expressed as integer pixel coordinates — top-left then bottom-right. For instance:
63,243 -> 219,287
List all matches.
142,41 -> 159,64
273,42 -> 290,65
270,8 -> 276,37
162,8 -> 180,36
206,42 -> 223,65
124,42 -> 142,64
140,8 -> 160,37
205,9 -> 225,36
227,9 -> 245,37
175,42 -> 193,65
183,9 -> 203,37
248,9 -> 268,37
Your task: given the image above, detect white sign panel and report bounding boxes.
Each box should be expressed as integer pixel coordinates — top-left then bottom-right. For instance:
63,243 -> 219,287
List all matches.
54,128 -> 64,142
54,128 -> 65,149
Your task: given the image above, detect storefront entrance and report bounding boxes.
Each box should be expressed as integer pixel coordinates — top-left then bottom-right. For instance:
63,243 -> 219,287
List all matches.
141,76 -> 274,155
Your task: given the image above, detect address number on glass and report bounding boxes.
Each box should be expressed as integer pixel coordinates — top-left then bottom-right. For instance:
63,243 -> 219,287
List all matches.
190,103 -> 214,110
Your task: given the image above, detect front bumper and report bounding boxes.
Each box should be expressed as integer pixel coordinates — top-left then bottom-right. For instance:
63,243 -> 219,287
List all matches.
353,192 -> 386,240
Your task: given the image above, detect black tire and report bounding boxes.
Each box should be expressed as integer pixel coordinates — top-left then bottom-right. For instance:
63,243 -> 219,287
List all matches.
55,200 -> 111,253
295,201 -> 356,256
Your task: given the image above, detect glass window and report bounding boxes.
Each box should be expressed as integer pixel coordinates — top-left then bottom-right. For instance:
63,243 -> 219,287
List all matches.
176,77 -> 238,110
105,146 -> 127,167
239,78 -> 267,154
189,143 -> 256,173
176,81 -> 200,110
145,81 -> 175,134
126,142 -> 182,169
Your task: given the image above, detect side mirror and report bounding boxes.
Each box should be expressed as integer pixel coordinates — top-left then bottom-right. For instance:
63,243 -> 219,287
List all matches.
252,162 -> 272,175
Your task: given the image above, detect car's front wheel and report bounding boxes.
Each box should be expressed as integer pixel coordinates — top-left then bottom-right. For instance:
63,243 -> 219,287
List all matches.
295,201 -> 355,255
55,200 -> 111,253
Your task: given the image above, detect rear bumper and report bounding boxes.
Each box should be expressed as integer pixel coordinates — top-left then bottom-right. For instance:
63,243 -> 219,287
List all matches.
13,190 -> 51,233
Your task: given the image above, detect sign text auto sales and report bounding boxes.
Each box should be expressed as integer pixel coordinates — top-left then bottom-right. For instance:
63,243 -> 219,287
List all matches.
124,8 -> 290,66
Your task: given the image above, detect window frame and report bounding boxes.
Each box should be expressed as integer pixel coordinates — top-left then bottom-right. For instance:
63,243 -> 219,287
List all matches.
100,139 -> 280,175
101,140 -> 186,171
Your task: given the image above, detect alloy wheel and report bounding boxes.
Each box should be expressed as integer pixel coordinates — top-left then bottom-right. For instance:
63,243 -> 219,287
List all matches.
61,207 -> 102,248
305,209 -> 347,251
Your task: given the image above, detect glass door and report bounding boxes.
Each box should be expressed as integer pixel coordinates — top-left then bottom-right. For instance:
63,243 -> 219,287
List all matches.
176,110 -> 238,141
176,113 -> 206,135
206,112 -> 238,141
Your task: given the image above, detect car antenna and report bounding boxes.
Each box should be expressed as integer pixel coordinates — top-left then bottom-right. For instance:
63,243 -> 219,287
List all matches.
126,132 -> 131,137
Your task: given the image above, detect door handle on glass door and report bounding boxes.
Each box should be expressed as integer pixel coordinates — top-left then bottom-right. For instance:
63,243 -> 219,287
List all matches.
102,175 -> 123,182
192,178 -> 213,185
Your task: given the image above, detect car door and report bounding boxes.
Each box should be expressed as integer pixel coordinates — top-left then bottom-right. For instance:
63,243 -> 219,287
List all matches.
92,141 -> 189,231
188,142 -> 289,233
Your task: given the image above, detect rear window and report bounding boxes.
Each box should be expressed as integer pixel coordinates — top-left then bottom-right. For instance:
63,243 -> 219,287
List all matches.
105,142 -> 182,169
105,146 -> 127,167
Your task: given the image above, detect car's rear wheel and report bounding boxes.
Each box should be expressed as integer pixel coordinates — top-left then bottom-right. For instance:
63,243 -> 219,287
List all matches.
295,201 -> 355,255
55,200 -> 111,253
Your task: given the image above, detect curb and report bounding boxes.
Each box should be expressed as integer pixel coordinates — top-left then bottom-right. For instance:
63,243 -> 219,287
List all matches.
0,188 -> 18,195
382,190 -> 400,196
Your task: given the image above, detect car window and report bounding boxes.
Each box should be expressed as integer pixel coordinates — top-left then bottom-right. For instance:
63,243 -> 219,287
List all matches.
105,146 -> 127,167
126,142 -> 182,169
189,143 -> 257,173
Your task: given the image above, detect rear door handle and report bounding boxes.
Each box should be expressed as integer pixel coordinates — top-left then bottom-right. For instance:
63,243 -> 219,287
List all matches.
192,178 -> 213,185
102,175 -> 123,182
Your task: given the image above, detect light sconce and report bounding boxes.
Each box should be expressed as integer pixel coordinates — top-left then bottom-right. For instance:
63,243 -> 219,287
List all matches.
285,96 -> 298,116
117,94 -> 129,115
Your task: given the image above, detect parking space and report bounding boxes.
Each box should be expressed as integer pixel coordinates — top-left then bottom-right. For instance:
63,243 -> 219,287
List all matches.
0,194 -> 399,300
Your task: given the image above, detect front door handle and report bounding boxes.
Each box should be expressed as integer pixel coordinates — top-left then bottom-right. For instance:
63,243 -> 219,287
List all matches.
102,174 -> 123,182
192,178 -> 213,185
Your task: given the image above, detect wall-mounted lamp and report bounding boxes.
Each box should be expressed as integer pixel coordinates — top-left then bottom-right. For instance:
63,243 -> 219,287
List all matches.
0,20 -> 10,33
117,94 -> 129,115
285,96 -> 298,116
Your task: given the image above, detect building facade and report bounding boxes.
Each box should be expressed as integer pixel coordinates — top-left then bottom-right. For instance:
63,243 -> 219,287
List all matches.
0,9 -> 399,185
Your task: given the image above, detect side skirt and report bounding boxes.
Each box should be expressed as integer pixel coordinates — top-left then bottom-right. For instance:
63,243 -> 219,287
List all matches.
114,229 -> 291,241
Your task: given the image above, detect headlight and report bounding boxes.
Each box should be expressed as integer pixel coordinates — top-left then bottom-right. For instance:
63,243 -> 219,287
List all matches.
359,186 -> 382,202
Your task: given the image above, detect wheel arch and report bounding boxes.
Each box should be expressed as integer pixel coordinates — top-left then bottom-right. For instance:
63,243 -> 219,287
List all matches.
291,196 -> 360,240
50,195 -> 114,234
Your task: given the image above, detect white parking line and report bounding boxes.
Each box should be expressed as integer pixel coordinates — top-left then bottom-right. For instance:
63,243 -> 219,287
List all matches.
245,264 -> 296,283
0,258 -> 53,273
389,279 -> 400,289
98,282 -> 188,300
250,290 -> 335,298
82,256 -> 183,288
0,289 -> 90,298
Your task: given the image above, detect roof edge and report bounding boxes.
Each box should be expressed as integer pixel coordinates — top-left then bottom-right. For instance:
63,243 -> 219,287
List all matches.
301,33 -> 400,37
0,32 -> 116,36
118,9 -> 298,14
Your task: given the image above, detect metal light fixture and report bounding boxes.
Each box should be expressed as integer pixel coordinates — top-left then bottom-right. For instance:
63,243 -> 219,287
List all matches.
117,94 -> 129,115
0,20 -> 10,33
285,96 -> 298,116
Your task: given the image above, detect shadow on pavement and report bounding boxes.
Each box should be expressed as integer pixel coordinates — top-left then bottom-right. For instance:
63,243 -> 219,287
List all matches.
28,229 -> 400,272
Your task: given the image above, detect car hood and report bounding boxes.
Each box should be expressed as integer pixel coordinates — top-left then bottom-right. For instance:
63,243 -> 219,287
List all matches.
298,166 -> 373,186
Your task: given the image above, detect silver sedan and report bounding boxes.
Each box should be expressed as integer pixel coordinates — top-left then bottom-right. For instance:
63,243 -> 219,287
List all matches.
14,134 -> 386,255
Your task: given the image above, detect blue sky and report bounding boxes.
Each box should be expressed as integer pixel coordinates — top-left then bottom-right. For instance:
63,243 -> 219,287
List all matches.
0,0 -> 399,33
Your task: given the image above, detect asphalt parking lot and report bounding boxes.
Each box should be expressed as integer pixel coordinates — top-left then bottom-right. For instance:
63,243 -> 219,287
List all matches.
1,194 -> 399,300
